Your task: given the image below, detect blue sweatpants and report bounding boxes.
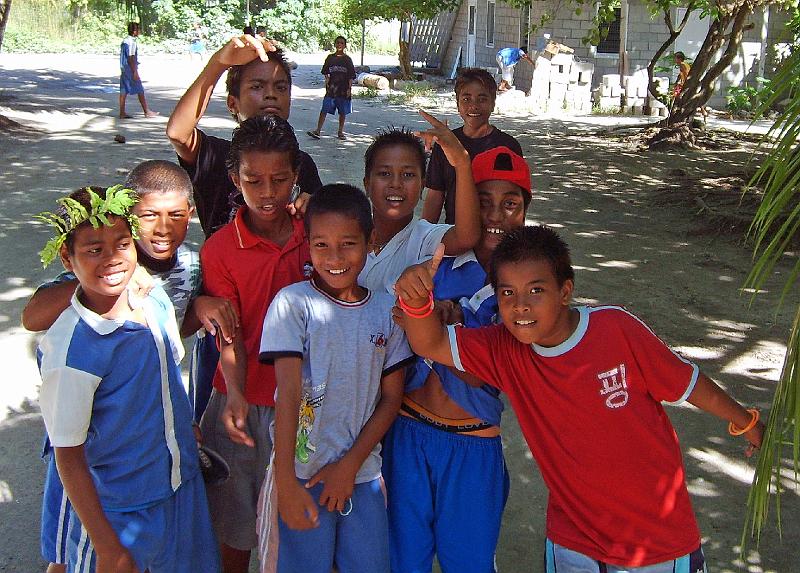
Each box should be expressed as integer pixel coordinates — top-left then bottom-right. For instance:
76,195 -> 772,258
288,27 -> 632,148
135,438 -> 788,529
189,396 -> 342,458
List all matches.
383,415 -> 509,573
41,454 -> 71,563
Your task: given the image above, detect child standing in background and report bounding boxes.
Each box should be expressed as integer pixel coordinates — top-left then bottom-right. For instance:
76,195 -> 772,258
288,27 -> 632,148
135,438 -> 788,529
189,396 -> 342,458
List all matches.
119,22 -> 159,119
307,36 -> 356,141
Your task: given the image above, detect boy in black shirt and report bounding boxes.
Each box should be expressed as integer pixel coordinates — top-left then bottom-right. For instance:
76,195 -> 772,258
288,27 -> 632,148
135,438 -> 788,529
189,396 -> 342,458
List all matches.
167,35 -> 322,239
422,68 -> 524,224
307,36 -> 356,141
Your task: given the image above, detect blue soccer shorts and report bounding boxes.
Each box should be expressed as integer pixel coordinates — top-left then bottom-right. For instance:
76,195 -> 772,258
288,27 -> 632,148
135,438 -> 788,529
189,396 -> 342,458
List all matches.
544,539 -> 708,573
41,454 -> 71,564
382,415 -> 509,573
321,96 -> 352,116
66,473 -> 219,573
277,476 -> 389,573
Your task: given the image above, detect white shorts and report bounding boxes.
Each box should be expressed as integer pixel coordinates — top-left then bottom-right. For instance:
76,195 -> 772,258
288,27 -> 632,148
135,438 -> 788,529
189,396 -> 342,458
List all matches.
496,54 -> 516,83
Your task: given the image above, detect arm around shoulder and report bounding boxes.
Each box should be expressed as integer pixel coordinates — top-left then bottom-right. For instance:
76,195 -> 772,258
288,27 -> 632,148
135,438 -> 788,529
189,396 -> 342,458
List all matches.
21,279 -> 78,332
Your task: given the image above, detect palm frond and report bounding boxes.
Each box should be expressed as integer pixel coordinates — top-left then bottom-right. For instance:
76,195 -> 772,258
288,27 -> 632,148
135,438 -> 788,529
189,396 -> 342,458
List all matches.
743,46 -> 800,545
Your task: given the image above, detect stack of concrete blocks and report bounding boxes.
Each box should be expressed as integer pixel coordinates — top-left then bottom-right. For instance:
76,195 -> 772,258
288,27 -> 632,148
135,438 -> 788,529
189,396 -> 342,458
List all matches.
528,54 -> 593,114
566,60 -> 594,113
597,74 -> 623,111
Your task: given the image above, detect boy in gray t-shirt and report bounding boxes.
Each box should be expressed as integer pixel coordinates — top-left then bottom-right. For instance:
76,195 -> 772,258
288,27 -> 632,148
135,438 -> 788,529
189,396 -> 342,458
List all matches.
259,184 -> 413,573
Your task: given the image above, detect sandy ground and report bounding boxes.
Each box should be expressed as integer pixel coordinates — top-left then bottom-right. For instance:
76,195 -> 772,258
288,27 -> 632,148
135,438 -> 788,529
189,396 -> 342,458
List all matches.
0,51 -> 799,572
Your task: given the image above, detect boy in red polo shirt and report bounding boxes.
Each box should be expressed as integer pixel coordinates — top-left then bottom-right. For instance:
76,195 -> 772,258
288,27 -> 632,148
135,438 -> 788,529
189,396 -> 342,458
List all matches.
199,114 -> 312,573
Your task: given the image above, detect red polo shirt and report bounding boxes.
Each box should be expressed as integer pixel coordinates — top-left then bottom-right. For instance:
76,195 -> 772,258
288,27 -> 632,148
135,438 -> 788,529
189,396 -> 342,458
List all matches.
200,209 -> 311,406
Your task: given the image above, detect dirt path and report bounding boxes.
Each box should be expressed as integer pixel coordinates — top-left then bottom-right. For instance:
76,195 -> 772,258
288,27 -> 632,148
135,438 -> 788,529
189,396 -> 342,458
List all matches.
0,52 -> 798,572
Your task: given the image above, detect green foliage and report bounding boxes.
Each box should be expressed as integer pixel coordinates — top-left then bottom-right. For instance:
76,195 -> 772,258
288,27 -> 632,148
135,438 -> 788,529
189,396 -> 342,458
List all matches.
343,0 -> 459,24
725,78 -> 771,113
354,85 -> 380,98
254,0 -> 358,52
386,81 -> 436,105
743,32 -> 800,545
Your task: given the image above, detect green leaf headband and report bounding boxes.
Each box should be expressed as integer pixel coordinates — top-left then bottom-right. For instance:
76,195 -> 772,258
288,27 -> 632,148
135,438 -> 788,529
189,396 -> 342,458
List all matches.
35,185 -> 140,268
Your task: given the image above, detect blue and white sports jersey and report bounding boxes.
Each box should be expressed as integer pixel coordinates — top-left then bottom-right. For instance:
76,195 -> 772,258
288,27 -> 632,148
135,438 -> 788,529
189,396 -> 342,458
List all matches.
37,285 -> 199,512
405,252 -> 504,426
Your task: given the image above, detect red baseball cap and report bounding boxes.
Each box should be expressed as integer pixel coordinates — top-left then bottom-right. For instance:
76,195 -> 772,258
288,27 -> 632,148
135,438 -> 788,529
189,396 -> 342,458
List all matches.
471,146 -> 531,195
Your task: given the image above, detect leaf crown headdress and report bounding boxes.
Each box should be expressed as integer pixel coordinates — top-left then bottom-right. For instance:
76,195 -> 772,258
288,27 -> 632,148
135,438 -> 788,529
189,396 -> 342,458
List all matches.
35,185 -> 140,268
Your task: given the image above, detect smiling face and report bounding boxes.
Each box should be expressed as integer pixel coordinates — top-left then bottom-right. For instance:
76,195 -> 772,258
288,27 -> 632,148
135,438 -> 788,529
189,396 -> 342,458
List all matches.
495,258 -> 574,347
228,60 -> 291,122
477,180 -> 527,255
456,80 -> 495,131
231,150 -> 296,234
364,144 -> 423,223
60,217 -> 137,312
308,212 -> 369,296
132,191 -> 193,262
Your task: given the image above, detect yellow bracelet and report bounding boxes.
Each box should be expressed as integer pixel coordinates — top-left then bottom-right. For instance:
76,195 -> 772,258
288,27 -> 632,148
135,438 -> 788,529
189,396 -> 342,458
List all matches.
728,408 -> 760,436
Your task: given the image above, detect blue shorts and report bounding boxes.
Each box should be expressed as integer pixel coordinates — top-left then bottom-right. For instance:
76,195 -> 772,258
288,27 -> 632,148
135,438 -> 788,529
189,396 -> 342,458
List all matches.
189,330 -> 219,422
120,71 -> 144,95
277,477 -> 389,573
41,454 -> 71,564
544,539 -> 708,573
382,415 -> 509,573
66,473 -> 219,573
321,96 -> 351,116
190,40 -> 205,54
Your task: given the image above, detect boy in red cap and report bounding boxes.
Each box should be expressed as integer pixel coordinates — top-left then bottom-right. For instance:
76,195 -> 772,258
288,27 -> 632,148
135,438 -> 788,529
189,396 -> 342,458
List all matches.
384,146 -> 531,573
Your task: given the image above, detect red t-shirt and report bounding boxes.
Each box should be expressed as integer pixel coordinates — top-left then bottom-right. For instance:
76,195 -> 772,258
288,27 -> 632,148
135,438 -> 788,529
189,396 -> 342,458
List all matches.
449,305 -> 702,566
200,209 -> 312,406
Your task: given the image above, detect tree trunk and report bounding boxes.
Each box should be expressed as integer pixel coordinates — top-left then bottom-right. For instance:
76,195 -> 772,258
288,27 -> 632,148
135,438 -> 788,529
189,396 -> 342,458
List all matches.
0,0 -> 13,54
667,3 -> 755,125
646,4 -> 695,107
398,19 -> 413,79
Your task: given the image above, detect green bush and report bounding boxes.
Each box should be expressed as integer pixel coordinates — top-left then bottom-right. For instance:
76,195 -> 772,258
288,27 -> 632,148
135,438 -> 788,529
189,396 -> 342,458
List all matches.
726,78 -> 771,113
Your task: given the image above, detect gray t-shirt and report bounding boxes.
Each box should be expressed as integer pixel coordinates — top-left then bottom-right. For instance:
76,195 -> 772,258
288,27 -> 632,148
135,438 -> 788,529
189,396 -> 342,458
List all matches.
259,279 -> 413,483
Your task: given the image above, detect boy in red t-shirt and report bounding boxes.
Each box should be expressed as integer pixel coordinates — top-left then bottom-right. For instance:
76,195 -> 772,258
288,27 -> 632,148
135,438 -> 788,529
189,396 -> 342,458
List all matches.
394,226 -> 764,572
199,114 -> 312,573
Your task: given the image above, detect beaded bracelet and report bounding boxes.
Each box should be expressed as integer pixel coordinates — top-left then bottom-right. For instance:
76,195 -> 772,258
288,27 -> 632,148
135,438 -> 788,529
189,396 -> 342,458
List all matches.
398,293 -> 435,319
728,408 -> 760,436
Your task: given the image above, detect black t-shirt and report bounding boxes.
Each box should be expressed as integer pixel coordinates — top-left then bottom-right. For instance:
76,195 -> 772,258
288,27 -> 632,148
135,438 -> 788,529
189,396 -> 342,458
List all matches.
322,53 -> 356,99
425,126 -> 523,224
179,129 -> 323,238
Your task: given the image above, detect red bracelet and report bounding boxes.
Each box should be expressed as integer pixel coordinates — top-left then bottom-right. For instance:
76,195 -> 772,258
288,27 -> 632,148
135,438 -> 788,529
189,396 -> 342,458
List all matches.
398,293 -> 435,318
728,408 -> 760,436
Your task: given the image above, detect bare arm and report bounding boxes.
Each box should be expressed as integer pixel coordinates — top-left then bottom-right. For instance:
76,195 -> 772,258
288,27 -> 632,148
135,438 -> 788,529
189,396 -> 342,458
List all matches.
686,373 -> 764,448
218,330 -> 253,447
415,110 -> 480,255
166,35 -> 274,165
21,280 -> 77,331
56,446 -> 138,572
394,246 -> 455,367
274,356 -> 319,529
421,188 -> 446,223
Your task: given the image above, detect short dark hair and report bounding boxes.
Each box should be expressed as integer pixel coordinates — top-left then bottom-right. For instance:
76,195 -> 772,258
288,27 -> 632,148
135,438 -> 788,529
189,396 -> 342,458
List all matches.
305,184 -> 373,240
455,68 -> 498,98
364,128 -> 426,179
62,186 -> 134,253
226,114 -> 300,175
489,225 -> 574,289
225,47 -> 293,99
125,160 -> 192,201
127,22 -> 139,35
243,25 -> 254,36
674,51 -> 686,61
519,46 -> 527,53
335,36 -> 347,44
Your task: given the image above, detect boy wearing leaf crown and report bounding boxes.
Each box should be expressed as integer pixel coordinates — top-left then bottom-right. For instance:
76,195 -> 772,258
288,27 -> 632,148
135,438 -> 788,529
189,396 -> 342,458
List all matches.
35,186 -> 219,572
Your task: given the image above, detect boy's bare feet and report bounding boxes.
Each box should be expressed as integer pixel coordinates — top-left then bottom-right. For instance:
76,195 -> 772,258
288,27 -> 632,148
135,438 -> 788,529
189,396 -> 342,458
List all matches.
144,110 -> 160,118
119,113 -> 134,119
307,130 -> 321,139
337,132 -> 346,140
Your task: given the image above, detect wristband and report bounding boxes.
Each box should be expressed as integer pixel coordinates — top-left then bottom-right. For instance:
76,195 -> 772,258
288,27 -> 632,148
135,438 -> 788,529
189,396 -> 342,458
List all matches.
728,408 -> 760,436
398,293 -> 435,318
